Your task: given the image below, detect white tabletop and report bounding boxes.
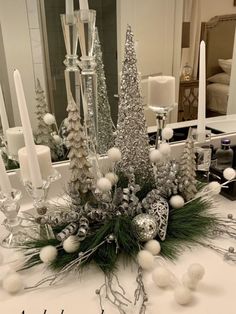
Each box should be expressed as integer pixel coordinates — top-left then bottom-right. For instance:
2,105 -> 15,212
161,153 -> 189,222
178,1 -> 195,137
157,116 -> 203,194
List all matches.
0,195 -> 236,314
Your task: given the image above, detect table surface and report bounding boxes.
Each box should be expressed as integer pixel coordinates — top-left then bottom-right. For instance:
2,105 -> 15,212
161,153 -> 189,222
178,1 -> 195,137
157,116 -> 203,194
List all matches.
0,195 -> 236,314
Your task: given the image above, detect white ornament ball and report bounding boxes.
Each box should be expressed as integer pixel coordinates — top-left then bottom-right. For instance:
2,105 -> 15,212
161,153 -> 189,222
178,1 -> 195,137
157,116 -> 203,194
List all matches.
43,113 -> 56,125
39,245 -> 58,264
105,172 -> 118,185
137,250 -> 155,270
169,195 -> 185,209
223,168 -> 236,181
159,143 -> 171,156
144,240 -> 161,256
107,147 -> 121,162
97,177 -> 112,192
187,263 -> 205,282
162,127 -> 174,141
2,273 -> 24,294
182,273 -> 198,290
149,149 -> 163,163
53,134 -> 62,144
207,181 -> 221,195
174,286 -> 192,305
152,266 -> 172,288
63,236 -> 80,253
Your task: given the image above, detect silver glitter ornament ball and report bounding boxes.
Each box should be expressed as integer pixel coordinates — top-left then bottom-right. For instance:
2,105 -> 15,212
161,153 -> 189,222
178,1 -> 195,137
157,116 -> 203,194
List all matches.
132,214 -> 158,242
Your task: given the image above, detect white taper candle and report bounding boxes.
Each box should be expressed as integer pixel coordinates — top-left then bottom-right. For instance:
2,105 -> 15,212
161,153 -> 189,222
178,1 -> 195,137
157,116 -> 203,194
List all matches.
197,41 -> 206,142
13,69 -> 43,188
65,0 -> 74,24
79,0 -> 89,10
0,84 -> 10,139
0,153 -> 12,195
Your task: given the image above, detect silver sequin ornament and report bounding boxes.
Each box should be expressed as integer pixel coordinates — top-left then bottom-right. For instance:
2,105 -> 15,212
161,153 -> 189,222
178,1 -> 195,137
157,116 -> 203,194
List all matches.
132,214 -> 158,242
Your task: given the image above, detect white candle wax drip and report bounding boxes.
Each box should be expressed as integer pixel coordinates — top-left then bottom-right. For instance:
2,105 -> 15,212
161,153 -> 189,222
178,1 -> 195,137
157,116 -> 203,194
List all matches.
197,41 -> 206,142
148,76 -> 175,108
0,84 -> 10,139
6,127 -> 25,157
18,145 -> 54,183
14,69 -> 43,188
0,153 -> 12,195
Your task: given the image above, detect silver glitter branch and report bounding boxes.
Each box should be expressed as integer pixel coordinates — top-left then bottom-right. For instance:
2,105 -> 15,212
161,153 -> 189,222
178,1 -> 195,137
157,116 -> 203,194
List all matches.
96,272 -> 132,314
134,267 -> 148,314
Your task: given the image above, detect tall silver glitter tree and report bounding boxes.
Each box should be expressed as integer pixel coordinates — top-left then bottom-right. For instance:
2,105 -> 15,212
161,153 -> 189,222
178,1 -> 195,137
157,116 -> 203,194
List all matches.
115,25 -> 154,184
94,29 -> 114,154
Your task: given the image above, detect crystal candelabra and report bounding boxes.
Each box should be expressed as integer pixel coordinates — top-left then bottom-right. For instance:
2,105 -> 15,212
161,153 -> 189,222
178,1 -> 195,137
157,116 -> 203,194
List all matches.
149,105 -> 175,148
0,189 -> 23,248
23,170 -> 61,239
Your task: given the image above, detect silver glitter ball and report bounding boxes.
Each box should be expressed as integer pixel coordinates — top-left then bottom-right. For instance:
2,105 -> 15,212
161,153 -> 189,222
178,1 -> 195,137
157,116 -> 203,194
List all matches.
228,214 -> 233,219
132,214 -> 158,242
228,246 -> 235,253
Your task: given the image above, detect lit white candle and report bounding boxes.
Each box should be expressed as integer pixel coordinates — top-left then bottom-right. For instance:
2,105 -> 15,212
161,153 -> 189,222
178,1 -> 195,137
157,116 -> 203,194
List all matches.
0,84 -> 10,139
65,0 -> 74,24
18,145 -> 54,182
0,153 -> 12,195
197,41 -> 206,142
148,76 -> 175,109
13,69 -> 43,188
6,127 -> 25,158
79,0 -> 89,10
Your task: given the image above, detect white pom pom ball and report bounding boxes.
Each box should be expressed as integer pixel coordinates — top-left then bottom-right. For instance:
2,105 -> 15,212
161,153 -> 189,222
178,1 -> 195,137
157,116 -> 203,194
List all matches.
107,147 -> 121,162
159,143 -> 171,156
162,127 -> 174,141
152,266 -> 172,288
144,240 -> 161,256
169,195 -> 185,209
182,273 -> 198,290
207,181 -> 221,195
223,168 -> 236,181
174,286 -> 192,305
53,134 -> 62,144
149,149 -> 163,163
97,177 -> 112,192
2,273 -> 24,294
43,113 -> 56,125
187,263 -> 205,282
105,172 -> 118,185
137,250 -> 155,270
63,236 -> 80,253
39,245 -> 58,264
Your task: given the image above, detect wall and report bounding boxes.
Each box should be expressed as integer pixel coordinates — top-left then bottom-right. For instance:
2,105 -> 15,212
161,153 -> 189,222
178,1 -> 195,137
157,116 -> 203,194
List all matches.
0,0 -> 47,129
200,0 -> 236,22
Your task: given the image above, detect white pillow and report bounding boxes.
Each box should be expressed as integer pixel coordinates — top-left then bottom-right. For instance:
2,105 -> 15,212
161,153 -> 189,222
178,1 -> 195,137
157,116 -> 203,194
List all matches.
218,59 -> 232,75
208,72 -> 230,85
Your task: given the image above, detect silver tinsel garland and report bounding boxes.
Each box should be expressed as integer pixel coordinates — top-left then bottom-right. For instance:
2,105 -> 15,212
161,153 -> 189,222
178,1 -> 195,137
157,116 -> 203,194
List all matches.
115,25 -> 154,185
94,28 -> 115,154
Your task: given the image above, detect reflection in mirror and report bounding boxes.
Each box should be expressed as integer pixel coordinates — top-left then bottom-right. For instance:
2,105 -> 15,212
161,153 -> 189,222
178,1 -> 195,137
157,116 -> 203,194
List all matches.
1,0 -> 236,172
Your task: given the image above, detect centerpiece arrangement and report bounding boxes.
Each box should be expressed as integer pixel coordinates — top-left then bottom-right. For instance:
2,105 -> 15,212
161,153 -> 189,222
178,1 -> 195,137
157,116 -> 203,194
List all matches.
0,2 -> 236,314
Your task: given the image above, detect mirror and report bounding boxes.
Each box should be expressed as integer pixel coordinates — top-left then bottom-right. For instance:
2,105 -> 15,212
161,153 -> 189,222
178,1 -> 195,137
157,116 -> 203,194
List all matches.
1,0 -> 236,170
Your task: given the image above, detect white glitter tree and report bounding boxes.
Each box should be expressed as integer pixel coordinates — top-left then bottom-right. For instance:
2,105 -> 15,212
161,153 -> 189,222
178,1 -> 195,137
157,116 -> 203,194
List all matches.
34,79 -> 58,161
94,29 -> 114,154
115,25 -> 154,184
178,131 -> 197,201
67,94 -> 94,205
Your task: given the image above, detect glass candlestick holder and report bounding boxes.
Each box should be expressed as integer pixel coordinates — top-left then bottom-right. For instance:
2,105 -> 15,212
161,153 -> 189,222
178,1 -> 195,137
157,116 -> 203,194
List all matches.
23,170 -> 61,239
149,105 -> 175,148
0,189 -> 23,248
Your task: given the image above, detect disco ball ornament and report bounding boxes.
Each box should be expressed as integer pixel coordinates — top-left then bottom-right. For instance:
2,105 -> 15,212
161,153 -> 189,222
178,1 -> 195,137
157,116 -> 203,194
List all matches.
132,214 -> 158,242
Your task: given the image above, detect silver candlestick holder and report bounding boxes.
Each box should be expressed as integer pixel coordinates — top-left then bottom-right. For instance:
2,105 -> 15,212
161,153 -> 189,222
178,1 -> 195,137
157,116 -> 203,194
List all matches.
149,105 -> 175,148
0,189 -> 23,248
